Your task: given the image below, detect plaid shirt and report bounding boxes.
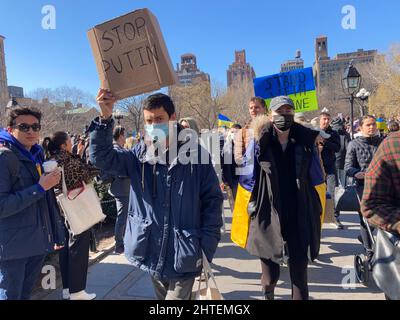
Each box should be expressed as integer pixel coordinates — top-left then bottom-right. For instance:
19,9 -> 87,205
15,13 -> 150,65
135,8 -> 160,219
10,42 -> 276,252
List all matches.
361,132 -> 400,232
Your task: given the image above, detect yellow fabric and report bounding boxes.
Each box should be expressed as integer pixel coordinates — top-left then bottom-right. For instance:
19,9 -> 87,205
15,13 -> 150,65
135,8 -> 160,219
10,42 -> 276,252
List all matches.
231,184 -> 252,248
376,121 -> 387,131
231,181 -> 326,248
315,183 -> 327,226
218,119 -> 233,128
36,164 -> 42,176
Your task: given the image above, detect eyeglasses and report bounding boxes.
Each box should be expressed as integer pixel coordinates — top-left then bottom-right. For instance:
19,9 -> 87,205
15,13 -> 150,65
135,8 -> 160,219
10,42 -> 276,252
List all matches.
13,123 -> 42,132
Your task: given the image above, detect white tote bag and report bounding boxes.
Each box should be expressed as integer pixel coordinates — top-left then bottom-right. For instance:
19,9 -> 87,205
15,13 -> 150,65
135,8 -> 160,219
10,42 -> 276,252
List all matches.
192,252 -> 224,300
56,167 -> 106,236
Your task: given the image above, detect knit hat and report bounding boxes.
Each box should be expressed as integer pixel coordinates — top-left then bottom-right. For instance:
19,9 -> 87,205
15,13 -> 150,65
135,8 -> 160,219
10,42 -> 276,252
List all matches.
330,117 -> 345,130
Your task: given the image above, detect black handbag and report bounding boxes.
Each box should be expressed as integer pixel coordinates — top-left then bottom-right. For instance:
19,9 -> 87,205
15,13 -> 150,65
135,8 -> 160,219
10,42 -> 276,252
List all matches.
334,185 -> 360,212
334,174 -> 360,212
372,229 -> 400,300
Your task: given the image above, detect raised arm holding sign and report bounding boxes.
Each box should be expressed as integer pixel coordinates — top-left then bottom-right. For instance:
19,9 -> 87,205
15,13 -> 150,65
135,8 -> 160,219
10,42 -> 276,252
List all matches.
97,89 -> 117,119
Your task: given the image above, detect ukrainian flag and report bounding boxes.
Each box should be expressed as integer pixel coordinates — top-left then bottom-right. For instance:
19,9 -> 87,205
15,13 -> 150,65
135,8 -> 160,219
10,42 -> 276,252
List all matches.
231,139 -> 256,248
376,117 -> 388,133
218,114 -> 234,128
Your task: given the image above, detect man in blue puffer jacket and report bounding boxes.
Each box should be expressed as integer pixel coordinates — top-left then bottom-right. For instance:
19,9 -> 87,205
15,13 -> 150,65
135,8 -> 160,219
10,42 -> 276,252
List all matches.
0,106 -> 65,300
89,90 -> 223,300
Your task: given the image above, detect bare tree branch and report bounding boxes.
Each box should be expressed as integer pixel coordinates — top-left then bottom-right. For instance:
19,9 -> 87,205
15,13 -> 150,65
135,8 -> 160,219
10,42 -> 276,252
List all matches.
116,95 -> 147,135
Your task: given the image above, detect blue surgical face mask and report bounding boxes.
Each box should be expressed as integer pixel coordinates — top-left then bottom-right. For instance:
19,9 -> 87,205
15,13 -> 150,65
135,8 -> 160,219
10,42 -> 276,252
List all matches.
144,122 -> 169,142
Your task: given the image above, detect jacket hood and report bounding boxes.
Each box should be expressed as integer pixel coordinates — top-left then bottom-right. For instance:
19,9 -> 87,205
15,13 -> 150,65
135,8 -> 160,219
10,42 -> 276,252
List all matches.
249,115 -> 271,142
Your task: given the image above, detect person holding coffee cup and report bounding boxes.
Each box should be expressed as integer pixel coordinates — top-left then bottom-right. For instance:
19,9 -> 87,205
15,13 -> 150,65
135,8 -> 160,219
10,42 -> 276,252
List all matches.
0,106 -> 66,300
43,160 -> 59,174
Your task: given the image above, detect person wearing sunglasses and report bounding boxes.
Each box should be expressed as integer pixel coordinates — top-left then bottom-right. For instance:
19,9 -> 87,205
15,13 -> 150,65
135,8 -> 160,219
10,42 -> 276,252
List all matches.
0,106 -> 66,300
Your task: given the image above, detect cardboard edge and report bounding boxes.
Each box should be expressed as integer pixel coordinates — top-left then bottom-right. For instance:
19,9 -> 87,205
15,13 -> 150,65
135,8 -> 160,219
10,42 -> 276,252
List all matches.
87,28 -> 110,90
147,10 -> 178,85
87,8 -> 147,30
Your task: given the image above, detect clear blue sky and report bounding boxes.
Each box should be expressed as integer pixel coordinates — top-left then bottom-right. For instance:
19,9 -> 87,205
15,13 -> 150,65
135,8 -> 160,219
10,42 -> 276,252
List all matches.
1,0 -> 399,98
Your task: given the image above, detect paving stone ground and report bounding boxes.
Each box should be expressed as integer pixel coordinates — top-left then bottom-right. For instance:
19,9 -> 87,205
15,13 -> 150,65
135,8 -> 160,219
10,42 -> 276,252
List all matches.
38,201 -> 384,300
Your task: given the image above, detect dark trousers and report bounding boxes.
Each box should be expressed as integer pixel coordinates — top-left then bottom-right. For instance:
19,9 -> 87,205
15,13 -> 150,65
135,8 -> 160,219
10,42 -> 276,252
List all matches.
0,255 -> 46,300
151,277 -> 195,300
59,229 -> 91,294
226,182 -> 238,212
230,182 -> 238,200
114,196 -> 129,248
260,236 -> 309,300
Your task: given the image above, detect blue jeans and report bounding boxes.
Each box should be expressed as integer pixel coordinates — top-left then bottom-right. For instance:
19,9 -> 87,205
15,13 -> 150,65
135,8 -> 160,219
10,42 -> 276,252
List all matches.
0,255 -> 46,300
336,169 -> 346,188
114,196 -> 129,248
326,173 -> 340,219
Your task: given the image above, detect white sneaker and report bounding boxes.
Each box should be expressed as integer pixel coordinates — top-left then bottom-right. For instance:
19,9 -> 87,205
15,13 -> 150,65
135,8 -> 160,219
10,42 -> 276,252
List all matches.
69,290 -> 96,300
62,289 -> 70,300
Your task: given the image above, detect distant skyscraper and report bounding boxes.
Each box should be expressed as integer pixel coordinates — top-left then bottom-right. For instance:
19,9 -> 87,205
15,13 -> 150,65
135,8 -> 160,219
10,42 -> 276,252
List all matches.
8,86 -> 24,98
280,50 -> 304,72
175,53 -> 210,85
313,35 -> 378,90
0,35 -> 8,110
227,50 -> 255,88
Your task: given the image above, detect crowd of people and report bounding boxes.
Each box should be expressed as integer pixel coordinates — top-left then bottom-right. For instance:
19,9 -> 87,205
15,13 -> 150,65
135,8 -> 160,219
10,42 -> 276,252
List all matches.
0,90 -> 399,300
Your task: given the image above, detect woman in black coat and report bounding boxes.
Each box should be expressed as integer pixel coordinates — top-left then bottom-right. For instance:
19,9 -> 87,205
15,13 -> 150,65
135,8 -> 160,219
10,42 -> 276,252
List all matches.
344,115 -> 383,256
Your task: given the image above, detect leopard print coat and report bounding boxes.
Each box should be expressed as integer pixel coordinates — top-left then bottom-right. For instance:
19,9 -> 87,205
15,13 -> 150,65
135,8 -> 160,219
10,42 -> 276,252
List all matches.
53,150 -> 100,191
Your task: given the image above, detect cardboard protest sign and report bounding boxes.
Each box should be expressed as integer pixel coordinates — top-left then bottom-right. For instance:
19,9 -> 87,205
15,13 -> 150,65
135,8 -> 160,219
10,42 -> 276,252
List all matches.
87,8 -> 177,99
253,67 -> 319,112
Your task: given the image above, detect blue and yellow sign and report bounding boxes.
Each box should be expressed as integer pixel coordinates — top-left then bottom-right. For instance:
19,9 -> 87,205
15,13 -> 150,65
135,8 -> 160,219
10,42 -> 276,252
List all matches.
253,67 -> 319,112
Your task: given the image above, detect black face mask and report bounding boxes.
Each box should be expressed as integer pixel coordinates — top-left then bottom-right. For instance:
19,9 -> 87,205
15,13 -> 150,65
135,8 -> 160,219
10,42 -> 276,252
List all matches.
273,114 -> 294,131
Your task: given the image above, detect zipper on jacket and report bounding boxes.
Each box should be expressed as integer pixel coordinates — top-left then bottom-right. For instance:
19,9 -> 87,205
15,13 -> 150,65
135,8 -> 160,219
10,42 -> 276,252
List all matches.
156,212 -> 170,273
152,164 -> 157,198
155,183 -> 172,273
141,162 -> 145,191
42,194 -> 54,249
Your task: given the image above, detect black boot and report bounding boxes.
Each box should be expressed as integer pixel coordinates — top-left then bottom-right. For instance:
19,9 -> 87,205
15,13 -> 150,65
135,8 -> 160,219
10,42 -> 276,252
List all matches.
334,217 -> 344,229
263,291 -> 275,300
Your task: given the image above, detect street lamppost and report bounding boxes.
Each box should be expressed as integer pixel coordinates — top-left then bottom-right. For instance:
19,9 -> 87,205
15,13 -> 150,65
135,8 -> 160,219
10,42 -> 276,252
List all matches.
113,109 -> 124,125
342,61 -> 361,139
356,88 -> 370,117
